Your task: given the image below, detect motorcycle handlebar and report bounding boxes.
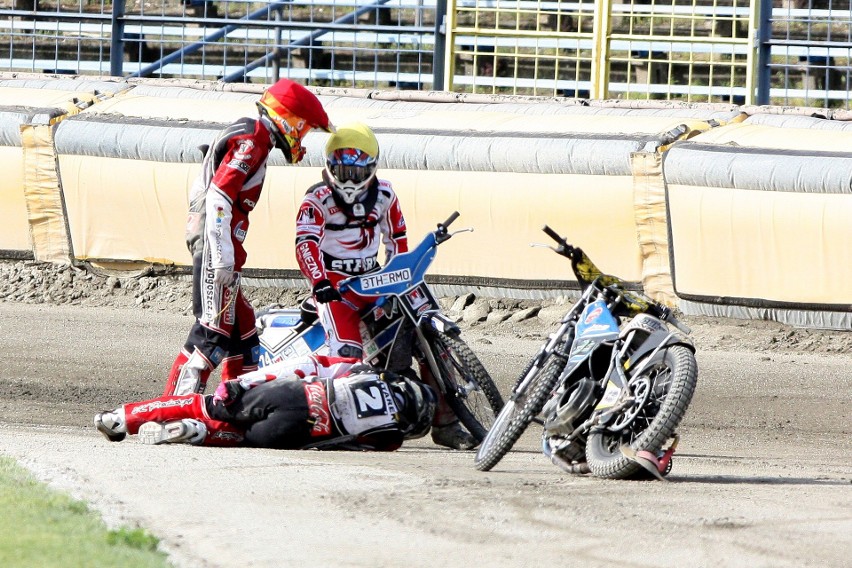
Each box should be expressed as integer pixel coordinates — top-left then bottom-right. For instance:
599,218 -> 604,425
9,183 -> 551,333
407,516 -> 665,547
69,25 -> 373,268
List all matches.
647,302 -> 692,335
542,225 -> 563,244
435,211 -> 461,244
439,211 -> 460,231
542,225 -> 576,259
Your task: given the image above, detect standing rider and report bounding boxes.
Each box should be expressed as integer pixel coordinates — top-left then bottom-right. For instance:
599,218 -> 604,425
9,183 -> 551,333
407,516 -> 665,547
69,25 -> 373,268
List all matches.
163,79 -> 333,397
295,122 -> 407,360
293,122 -> 477,450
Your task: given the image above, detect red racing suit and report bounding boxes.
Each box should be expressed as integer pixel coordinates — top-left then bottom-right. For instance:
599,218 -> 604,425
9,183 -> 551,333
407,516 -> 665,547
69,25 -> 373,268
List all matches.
124,355 -> 407,450
294,179 -> 408,356
164,117 -> 275,396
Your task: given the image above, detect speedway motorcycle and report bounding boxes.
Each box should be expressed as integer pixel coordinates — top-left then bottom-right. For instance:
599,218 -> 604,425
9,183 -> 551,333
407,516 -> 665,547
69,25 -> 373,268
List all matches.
474,226 -> 697,479
256,212 -> 504,442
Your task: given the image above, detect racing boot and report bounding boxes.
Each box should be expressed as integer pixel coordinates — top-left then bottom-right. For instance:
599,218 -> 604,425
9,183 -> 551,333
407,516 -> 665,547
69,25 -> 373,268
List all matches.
162,348 -> 213,396
94,409 -> 127,442
418,362 -> 478,450
431,420 -> 477,451
137,419 -> 207,445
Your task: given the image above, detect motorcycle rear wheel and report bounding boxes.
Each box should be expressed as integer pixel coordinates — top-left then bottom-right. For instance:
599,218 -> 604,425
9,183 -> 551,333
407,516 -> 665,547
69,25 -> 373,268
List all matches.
424,328 -> 504,443
585,345 -> 698,479
474,353 -> 566,471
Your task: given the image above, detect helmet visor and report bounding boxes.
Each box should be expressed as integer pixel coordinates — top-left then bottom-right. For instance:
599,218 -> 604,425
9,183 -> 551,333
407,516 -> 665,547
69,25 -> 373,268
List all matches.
327,148 -> 376,184
260,98 -> 315,162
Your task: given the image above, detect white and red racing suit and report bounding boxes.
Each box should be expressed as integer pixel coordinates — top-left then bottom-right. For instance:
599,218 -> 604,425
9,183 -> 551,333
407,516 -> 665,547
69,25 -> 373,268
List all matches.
123,355 -> 407,450
163,117 -> 276,396
294,179 -> 408,357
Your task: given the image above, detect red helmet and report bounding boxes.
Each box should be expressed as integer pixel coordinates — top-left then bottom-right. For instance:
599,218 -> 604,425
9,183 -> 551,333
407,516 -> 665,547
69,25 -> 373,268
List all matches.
256,79 -> 333,163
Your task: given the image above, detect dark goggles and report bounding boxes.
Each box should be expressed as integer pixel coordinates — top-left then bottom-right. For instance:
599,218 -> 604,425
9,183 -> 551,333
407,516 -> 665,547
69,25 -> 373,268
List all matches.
327,148 -> 376,183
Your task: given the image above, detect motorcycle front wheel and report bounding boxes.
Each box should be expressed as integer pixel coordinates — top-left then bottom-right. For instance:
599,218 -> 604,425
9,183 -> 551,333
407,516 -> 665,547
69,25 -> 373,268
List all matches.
585,345 -> 698,479
423,328 -> 504,443
474,353 -> 566,471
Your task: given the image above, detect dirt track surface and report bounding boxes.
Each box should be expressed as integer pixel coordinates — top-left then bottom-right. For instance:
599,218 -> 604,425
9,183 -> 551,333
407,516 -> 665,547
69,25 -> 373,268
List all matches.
1,301 -> 851,568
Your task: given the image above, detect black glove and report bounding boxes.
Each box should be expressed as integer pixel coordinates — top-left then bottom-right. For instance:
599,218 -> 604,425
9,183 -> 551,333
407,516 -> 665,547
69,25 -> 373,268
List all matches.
312,279 -> 341,304
212,379 -> 245,406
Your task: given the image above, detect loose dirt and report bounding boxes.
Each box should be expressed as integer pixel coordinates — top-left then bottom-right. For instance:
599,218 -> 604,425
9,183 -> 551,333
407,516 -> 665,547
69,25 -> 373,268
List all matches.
0,260 -> 849,568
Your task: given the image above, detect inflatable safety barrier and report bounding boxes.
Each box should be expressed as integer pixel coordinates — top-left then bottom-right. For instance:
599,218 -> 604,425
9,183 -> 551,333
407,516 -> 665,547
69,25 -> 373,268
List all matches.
1,73 -> 850,329
665,114 -> 852,329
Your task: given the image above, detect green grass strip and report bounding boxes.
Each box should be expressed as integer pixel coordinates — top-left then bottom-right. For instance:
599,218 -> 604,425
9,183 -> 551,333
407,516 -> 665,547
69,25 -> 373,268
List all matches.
0,455 -> 170,568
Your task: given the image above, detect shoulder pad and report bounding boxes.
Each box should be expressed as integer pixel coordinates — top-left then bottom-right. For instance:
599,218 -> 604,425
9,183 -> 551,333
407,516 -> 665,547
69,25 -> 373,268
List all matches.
376,179 -> 394,196
305,180 -> 326,196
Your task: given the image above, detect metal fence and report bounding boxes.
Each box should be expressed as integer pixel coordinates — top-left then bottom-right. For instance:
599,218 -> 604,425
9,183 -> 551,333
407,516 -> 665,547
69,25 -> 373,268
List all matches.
447,0 -> 756,102
0,0 -> 850,108
446,0 -> 852,108
761,0 -> 851,107
1,0 -> 442,88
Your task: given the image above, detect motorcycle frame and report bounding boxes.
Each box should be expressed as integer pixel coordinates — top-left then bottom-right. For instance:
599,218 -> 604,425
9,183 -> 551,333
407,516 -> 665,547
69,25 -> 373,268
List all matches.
479,225 -> 697,475
507,285 -> 597,403
359,284 -> 461,399
259,215 -> 467,370
545,313 -> 693,454
335,217 -> 469,396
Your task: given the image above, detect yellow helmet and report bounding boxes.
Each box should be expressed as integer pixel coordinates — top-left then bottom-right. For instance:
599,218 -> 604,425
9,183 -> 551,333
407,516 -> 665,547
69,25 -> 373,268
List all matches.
323,123 -> 379,205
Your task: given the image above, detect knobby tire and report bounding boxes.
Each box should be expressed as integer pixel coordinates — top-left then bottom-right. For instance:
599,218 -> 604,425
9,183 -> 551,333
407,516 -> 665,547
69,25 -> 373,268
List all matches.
474,353 -> 566,471
424,328 -> 504,443
585,345 -> 698,479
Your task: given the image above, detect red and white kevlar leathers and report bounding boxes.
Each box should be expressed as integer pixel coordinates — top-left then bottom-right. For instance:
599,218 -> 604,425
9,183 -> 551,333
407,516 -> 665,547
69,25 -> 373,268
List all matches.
235,354 -> 360,391
162,117 -> 277,397
294,180 -> 408,354
186,117 -> 274,269
186,118 -> 274,338
121,394 -> 244,446
294,179 -> 407,285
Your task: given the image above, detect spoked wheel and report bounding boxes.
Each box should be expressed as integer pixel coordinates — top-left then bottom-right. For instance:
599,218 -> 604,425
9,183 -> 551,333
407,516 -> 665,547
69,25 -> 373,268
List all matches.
585,345 -> 698,479
423,328 -> 504,442
474,353 -> 566,471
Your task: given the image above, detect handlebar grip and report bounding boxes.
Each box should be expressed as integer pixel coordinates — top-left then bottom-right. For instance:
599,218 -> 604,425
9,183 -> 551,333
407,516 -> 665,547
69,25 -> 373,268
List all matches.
542,225 -> 564,244
440,211 -> 460,229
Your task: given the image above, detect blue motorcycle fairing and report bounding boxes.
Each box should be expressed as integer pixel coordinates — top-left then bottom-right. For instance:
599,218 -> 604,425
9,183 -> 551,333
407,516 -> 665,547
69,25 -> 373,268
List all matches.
575,300 -> 620,340
258,228 -> 447,369
267,312 -> 303,328
567,300 -> 620,366
339,232 -> 437,297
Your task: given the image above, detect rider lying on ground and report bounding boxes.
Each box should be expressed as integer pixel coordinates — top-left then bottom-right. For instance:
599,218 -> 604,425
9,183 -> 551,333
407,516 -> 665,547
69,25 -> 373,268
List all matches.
95,355 -> 436,451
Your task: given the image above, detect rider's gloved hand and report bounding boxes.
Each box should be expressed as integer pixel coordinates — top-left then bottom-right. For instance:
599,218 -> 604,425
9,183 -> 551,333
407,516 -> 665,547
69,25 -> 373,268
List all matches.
213,379 -> 245,406
213,266 -> 236,287
312,279 -> 341,304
